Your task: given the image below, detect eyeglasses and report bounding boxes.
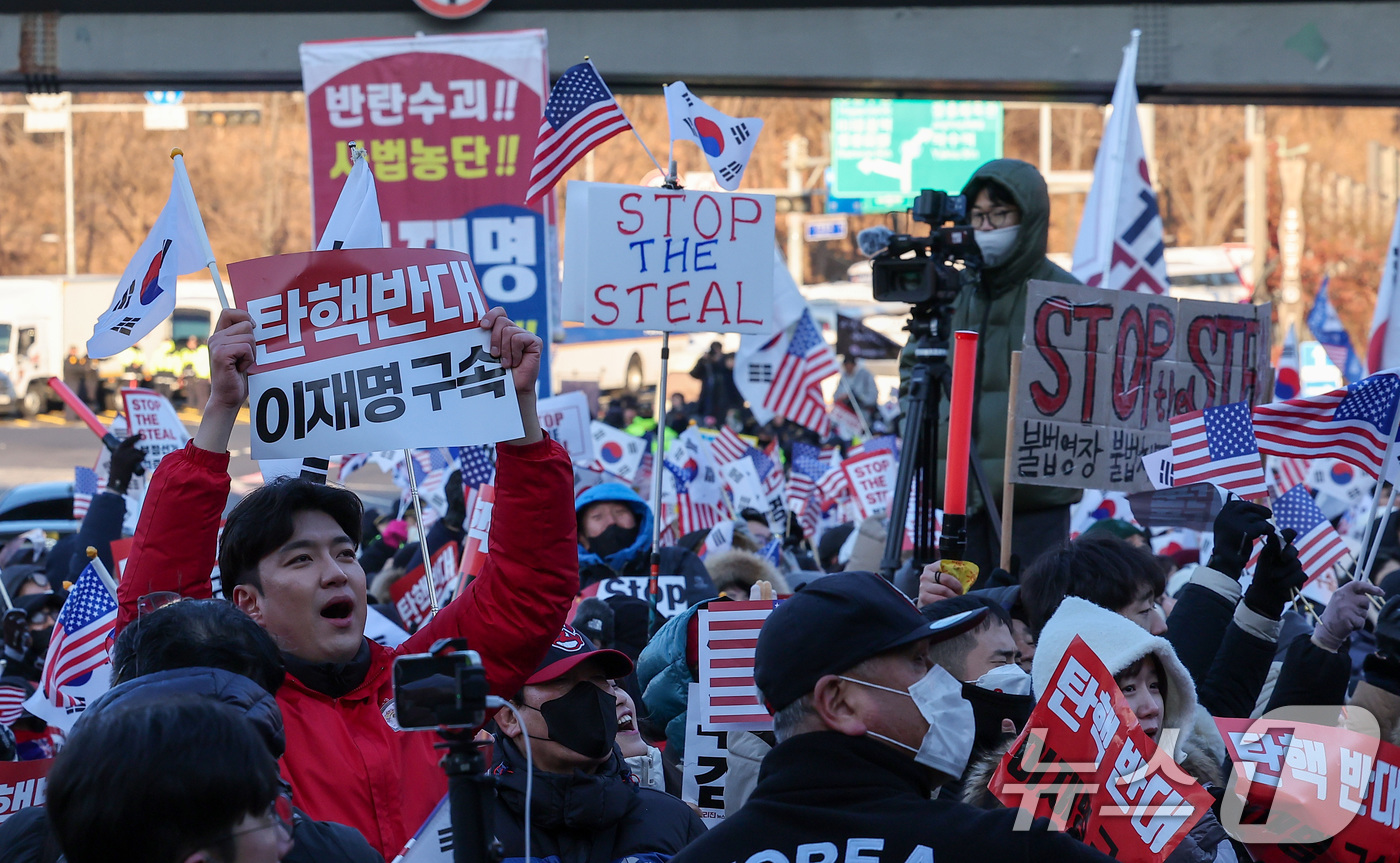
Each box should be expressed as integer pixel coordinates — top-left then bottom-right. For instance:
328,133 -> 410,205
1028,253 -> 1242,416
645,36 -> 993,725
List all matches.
227,792 -> 295,841
136,591 -> 185,618
967,208 -> 1019,229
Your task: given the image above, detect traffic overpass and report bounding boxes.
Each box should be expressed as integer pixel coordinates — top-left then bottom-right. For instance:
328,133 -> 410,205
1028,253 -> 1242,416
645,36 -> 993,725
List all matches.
2,1 -> 1399,103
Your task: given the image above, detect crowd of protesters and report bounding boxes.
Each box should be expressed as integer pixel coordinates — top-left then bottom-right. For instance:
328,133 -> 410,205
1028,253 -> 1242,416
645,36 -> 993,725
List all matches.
2,161 -> 1400,863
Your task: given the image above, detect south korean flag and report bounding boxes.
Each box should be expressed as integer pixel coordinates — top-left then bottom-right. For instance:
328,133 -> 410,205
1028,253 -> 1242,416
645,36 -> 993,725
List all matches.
663,81 -> 764,191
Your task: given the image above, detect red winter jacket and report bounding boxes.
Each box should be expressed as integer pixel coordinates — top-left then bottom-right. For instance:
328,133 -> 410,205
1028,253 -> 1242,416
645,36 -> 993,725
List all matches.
116,437 -> 578,858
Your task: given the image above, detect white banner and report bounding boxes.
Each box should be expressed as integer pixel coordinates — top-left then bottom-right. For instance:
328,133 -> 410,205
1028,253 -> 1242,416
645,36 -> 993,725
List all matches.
562,181 -> 776,333
120,388 -> 190,475
841,449 -> 897,519
538,390 -> 594,463
681,682 -> 729,829
590,575 -> 692,618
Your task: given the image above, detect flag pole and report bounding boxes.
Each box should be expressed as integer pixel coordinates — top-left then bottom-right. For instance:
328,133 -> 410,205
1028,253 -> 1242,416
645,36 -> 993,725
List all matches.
86,547 -> 119,601
170,149 -> 231,310
403,448 -> 440,617
1358,483 -> 1400,585
1096,30 -> 1141,289
999,351 -> 1023,572
648,331 -> 671,637
1350,403 -> 1400,584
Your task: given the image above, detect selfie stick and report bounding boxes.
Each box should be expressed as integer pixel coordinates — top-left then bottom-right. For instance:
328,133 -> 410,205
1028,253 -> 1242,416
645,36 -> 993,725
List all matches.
940,331 -> 978,562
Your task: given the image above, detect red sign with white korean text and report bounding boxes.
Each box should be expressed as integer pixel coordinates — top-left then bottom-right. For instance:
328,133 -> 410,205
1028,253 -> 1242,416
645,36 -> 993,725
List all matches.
299,32 -> 557,391
990,636 -> 1212,863
229,247 -> 522,459
1216,716 -> 1400,863
390,542 -> 459,633
0,759 -> 51,823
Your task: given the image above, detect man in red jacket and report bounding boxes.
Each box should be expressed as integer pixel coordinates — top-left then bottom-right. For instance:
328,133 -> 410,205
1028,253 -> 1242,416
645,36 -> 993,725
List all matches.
115,306 -> 579,858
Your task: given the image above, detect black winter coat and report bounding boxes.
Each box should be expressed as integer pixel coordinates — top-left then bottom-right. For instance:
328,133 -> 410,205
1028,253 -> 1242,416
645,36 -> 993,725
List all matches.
670,731 -> 1114,863
491,736 -> 705,863
1166,582 -> 1275,718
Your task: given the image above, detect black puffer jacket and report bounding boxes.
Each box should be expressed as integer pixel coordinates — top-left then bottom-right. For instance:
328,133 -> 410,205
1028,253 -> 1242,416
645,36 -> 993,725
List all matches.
491,735 -> 705,863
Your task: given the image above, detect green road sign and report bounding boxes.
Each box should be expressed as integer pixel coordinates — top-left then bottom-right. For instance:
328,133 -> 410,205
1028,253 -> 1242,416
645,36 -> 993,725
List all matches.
830,99 -> 1003,213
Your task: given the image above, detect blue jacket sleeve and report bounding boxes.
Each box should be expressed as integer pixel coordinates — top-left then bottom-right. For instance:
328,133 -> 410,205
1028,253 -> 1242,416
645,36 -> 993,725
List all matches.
67,491 -> 127,580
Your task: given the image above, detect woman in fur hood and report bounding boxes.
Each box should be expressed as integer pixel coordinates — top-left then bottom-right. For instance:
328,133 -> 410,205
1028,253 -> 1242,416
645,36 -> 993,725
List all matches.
962,597 -> 1238,863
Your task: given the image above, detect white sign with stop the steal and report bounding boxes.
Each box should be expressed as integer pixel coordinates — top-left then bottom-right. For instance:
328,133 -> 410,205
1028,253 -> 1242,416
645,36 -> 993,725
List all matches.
537,390 -> 593,463
121,388 -> 190,474
841,449 -> 897,519
562,181 -> 776,333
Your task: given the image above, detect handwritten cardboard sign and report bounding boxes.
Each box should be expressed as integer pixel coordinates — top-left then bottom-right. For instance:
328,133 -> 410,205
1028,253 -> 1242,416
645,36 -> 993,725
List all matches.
121,388 -> 190,474
230,247 -> 523,459
562,182 -> 776,333
1013,281 -> 1271,493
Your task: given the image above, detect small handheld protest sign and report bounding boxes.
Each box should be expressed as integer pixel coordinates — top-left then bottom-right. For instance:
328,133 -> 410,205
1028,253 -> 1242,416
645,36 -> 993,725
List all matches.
121,388 -> 190,475
990,636 -> 1212,863
1215,715 -> 1399,862
0,759 -> 52,823
562,181 -> 776,333
230,248 -> 523,460
1013,281 -> 1271,493
839,449 -> 896,520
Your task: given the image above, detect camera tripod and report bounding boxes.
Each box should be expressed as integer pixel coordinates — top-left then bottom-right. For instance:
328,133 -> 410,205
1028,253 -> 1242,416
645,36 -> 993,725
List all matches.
879,300 -> 1002,578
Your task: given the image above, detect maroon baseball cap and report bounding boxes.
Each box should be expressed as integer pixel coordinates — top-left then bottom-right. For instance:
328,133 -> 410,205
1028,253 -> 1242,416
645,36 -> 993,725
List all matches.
526,624 -> 634,685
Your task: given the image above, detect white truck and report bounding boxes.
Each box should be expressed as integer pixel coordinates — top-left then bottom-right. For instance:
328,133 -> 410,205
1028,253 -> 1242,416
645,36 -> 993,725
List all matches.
0,275 -> 226,417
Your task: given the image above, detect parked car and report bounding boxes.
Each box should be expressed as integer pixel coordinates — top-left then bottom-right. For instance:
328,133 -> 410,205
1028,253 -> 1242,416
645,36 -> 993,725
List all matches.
0,481 -> 79,543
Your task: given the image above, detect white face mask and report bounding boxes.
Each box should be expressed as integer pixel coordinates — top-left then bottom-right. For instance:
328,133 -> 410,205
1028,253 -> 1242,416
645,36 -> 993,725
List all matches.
840,664 -> 976,777
975,224 -> 1020,267
972,663 -> 1033,695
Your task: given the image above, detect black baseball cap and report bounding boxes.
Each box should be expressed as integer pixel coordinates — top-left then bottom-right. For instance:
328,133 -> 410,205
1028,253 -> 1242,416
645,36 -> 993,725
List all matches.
526,623 -> 633,686
754,571 -> 987,712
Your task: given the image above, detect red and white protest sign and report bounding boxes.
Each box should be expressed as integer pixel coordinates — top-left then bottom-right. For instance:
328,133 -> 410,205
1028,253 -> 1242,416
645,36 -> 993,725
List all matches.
121,388 -> 190,474
457,484 -> 494,589
0,759 -> 51,823
299,32 -> 558,392
697,600 -> 777,732
990,636 -> 1213,863
1216,716 -> 1400,863
537,390 -> 593,463
562,182 -> 776,334
841,449 -> 896,519
390,542 -> 459,632
230,247 -> 522,459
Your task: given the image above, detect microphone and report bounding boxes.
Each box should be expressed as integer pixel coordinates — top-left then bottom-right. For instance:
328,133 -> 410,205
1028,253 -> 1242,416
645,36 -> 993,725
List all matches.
856,225 -> 895,257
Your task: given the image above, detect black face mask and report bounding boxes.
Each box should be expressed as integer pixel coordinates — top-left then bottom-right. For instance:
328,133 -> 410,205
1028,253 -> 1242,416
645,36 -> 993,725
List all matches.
530,682 -> 618,760
587,523 -> 639,560
961,682 -> 1034,750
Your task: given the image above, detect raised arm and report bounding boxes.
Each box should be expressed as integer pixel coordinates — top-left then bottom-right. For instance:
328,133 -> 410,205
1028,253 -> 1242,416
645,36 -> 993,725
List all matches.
405,310 -> 577,698
116,309 -> 252,631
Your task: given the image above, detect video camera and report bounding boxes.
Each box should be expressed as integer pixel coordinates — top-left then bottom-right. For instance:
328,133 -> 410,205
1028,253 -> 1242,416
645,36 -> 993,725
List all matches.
864,190 -> 982,306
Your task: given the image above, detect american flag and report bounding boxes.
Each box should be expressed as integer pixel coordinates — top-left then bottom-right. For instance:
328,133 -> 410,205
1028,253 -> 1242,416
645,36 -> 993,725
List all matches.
525,61 -> 631,203
785,442 -> 826,515
1271,484 -> 1350,583
73,466 -> 99,520
663,460 -> 723,536
451,445 -> 497,489
817,460 -> 852,501
337,452 -> 370,482
1170,401 -> 1268,497
849,434 -> 900,461
0,683 -> 26,726
35,562 -> 116,712
1252,373 -> 1400,478
761,311 -> 839,435
1268,456 -> 1309,494
710,426 -> 750,465
697,600 -> 777,729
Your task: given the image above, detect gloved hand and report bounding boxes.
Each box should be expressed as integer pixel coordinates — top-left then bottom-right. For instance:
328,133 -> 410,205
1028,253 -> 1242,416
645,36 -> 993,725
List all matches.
1245,528 -> 1307,619
441,469 -> 467,532
1207,499 -> 1275,580
1312,580 -> 1385,653
1375,596 -> 1400,660
381,519 -> 409,549
106,433 -> 146,496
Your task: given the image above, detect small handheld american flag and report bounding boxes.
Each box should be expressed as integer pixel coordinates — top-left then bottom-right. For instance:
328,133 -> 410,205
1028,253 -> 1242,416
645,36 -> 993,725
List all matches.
1252,373 -> 1400,478
25,561 -> 117,728
761,310 -> 839,436
1169,401 -> 1268,498
525,61 -> 631,203
73,466 -> 99,520
1271,484 -> 1350,583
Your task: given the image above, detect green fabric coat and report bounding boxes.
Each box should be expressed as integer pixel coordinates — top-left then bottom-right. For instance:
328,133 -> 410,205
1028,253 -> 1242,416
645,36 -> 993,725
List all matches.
900,158 -> 1083,516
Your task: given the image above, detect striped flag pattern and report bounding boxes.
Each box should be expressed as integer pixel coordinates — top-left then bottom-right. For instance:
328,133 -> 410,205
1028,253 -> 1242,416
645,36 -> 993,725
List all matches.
32,562 -> 116,713
1269,456 -> 1309,493
1170,401 -> 1268,497
761,311 -> 839,436
785,442 -> 825,515
0,683 -> 26,726
710,426 -> 750,466
526,61 -> 631,203
1271,484 -> 1350,583
72,466 -> 99,520
697,600 -> 777,730
1252,373 -> 1400,478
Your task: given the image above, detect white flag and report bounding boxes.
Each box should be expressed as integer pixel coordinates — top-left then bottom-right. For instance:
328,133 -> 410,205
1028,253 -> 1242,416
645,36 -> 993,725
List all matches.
1367,200 -> 1400,373
317,149 -> 386,251
734,249 -> 818,424
87,156 -> 213,358
1071,29 -> 1167,295
664,82 -> 763,191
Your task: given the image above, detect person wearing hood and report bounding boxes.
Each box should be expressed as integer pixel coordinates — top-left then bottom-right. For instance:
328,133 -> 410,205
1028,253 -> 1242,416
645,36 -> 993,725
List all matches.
899,158 -> 1082,576
672,572 -> 1114,863
963,596 -> 1236,863
574,482 -> 714,607
491,624 -> 705,862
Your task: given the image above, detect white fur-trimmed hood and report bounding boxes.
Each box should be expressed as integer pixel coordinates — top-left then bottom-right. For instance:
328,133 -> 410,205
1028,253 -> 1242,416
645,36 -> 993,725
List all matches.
1032,596 -> 1198,761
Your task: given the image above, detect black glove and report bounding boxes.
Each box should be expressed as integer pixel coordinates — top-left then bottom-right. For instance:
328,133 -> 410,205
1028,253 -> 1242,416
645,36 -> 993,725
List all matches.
1376,596 -> 1400,660
441,469 -> 467,532
106,433 -> 147,496
1207,499 -> 1275,580
1244,528 -> 1307,620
